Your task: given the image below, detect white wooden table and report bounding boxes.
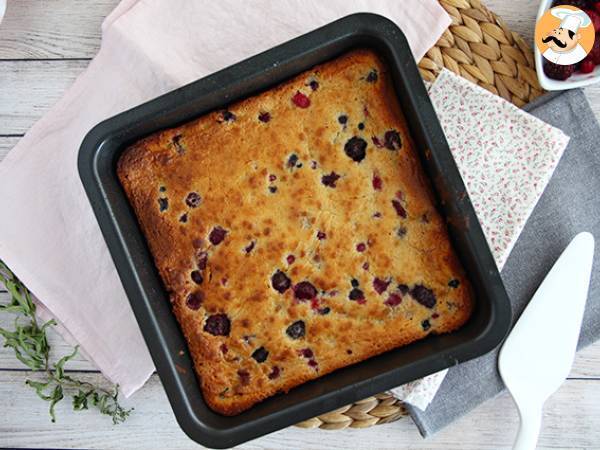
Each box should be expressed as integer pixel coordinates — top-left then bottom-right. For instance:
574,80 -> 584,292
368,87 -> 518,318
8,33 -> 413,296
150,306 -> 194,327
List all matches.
1,1 -> 599,449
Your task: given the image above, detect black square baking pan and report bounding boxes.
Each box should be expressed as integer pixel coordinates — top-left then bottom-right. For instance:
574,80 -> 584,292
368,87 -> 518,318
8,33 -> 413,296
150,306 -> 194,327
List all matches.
78,13 -> 511,449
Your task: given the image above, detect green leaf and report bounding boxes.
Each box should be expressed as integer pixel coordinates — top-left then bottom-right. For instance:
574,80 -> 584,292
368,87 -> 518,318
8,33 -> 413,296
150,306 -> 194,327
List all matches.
0,259 -> 133,424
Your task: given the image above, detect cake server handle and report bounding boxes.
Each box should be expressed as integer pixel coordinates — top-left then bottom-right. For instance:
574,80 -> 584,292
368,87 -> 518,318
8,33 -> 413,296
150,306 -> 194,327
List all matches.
513,402 -> 542,450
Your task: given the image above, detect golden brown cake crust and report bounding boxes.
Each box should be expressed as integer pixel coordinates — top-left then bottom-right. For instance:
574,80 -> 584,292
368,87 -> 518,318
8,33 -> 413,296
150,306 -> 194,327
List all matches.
117,49 -> 473,416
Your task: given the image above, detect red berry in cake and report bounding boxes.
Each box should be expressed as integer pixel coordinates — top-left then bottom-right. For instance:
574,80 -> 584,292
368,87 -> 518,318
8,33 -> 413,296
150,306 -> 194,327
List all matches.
271,270 -> 291,293
286,254 -> 295,264
362,262 -> 370,270
543,61 -> 575,80
586,9 -> 600,32
292,91 -> 310,108
185,192 -> 202,208
204,313 -> 231,336
317,231 -> 326,240
373,277 -> 391,294
268,366 -> 281,379
356,242 -> 367,252
371,136 -> 384,148
308,359 -> 318,368
410,285 -> 437,308
209,226 -> 227,245
258,111 -> 271,123
190,270 -> 204,285
286,320 -> 306,339
251,346 -> 269,363
185,292 -> 203,310
237,369 -> 250,385
372,174 -> 383,190
220,343 -> 228,354
321,171 -> 341,187
392,199 -> 407,218
299,348 -> 314,358
384,293 -> 403,307
294,281 -> 318,300
384,130 -> 402,150
344,137 -> 367,162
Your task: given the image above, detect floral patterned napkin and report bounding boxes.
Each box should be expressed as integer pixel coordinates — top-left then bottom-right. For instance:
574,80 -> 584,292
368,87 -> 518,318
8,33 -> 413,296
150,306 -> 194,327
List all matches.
390,69 -> 569,410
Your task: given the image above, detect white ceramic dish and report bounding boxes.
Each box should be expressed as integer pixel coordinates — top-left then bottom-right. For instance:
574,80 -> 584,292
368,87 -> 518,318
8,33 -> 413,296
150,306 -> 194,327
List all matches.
535,0 -> 600,90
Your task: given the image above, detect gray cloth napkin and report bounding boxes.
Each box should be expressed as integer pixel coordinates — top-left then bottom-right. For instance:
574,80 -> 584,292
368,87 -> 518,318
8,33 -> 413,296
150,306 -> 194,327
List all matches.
407,88 -> 600,437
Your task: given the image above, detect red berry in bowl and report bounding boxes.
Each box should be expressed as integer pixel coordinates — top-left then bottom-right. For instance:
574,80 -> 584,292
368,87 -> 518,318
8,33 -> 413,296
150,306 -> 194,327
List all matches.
580,57 -> 596,73
543,61 -> 575,80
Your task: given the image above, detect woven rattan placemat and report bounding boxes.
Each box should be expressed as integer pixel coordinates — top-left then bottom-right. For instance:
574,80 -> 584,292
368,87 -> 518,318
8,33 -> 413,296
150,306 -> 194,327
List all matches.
296,0 -> 542,430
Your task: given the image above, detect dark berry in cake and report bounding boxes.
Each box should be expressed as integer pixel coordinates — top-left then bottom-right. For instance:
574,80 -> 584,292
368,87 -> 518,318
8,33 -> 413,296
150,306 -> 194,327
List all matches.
351,278 -> 359,288
392,199 -> 407,218
309,80 -> 319,91
349,288 -> 365,302
410,285 -> 436,308
318,307 -> 331,315
204,313 -> 231,336
397,284 -> 409,295
268,186 -> 277,193
356,242 -> 367,252
384,130 -> 402,150
397,226 -> 407,238
317,231 -> 326,240
268,366 -> 280,380
292,91 -> 310,108
196,251 -> 208,270
384,293 -> 403,307
287,153 -> 299,168
421,319 -> 431,331
373,277 -> 391,294
185,192 -> 202,208
543,61 -> 575,80
221,110 -> 236,122
191,270 -> 204,285
158,197 -> 168,212
286,320 -> 305,339
258,111 -> 271,123
448,279 -> 460,288
159,185 -> 166,192
251,346 -> 269,363
338,114 -> 348,125
209,226 -> 227,245
321,172 -> 341,188
271,270 -> 291,293
358,122 -> 365,130
179,213 -> 188,223
244,241 -> 255,254
185,292 -> 203,310
294,281 -> 318,300
172,135 -> 185,154
366,69 -> 378,82
344,137 -> 367,162
268,174 -> 277,182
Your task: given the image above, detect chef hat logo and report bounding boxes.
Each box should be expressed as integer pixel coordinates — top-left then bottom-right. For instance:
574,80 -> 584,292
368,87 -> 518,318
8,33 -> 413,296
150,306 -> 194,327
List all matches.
534,5 -> 595,66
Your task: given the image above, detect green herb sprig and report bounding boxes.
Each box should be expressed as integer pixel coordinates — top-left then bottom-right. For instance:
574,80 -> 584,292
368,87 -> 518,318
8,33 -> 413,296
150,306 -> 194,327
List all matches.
0,260 -> 132,424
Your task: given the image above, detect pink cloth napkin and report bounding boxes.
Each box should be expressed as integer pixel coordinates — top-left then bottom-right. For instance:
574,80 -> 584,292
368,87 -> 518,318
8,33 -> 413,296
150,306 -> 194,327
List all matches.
0,0 -> 451,398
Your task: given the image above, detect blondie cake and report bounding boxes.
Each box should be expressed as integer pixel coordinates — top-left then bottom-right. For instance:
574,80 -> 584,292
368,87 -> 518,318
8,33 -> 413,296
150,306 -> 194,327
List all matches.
117,49 -> 473,415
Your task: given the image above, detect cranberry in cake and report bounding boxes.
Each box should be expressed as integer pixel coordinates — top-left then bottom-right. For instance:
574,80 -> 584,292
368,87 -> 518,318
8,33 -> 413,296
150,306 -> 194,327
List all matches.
117,49 -> 473,416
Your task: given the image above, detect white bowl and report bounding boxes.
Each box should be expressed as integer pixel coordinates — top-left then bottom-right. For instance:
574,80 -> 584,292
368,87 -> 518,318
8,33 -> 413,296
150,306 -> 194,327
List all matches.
535,0 -> 600,90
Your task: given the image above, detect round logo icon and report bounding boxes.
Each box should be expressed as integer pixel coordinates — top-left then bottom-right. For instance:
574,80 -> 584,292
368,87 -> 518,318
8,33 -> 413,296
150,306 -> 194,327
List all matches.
535,5 -> 595,65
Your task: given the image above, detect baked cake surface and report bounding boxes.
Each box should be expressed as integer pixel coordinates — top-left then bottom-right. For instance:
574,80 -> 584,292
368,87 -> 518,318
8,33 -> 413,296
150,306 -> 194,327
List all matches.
117,49 -> 473,415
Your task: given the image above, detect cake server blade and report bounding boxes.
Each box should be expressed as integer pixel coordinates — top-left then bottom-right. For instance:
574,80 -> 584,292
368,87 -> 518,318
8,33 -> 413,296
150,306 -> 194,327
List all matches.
498,231 -> 595,450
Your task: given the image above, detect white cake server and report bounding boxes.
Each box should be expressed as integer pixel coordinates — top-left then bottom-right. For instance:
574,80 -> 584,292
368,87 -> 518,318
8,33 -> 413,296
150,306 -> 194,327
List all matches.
498,231 -> 595,450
